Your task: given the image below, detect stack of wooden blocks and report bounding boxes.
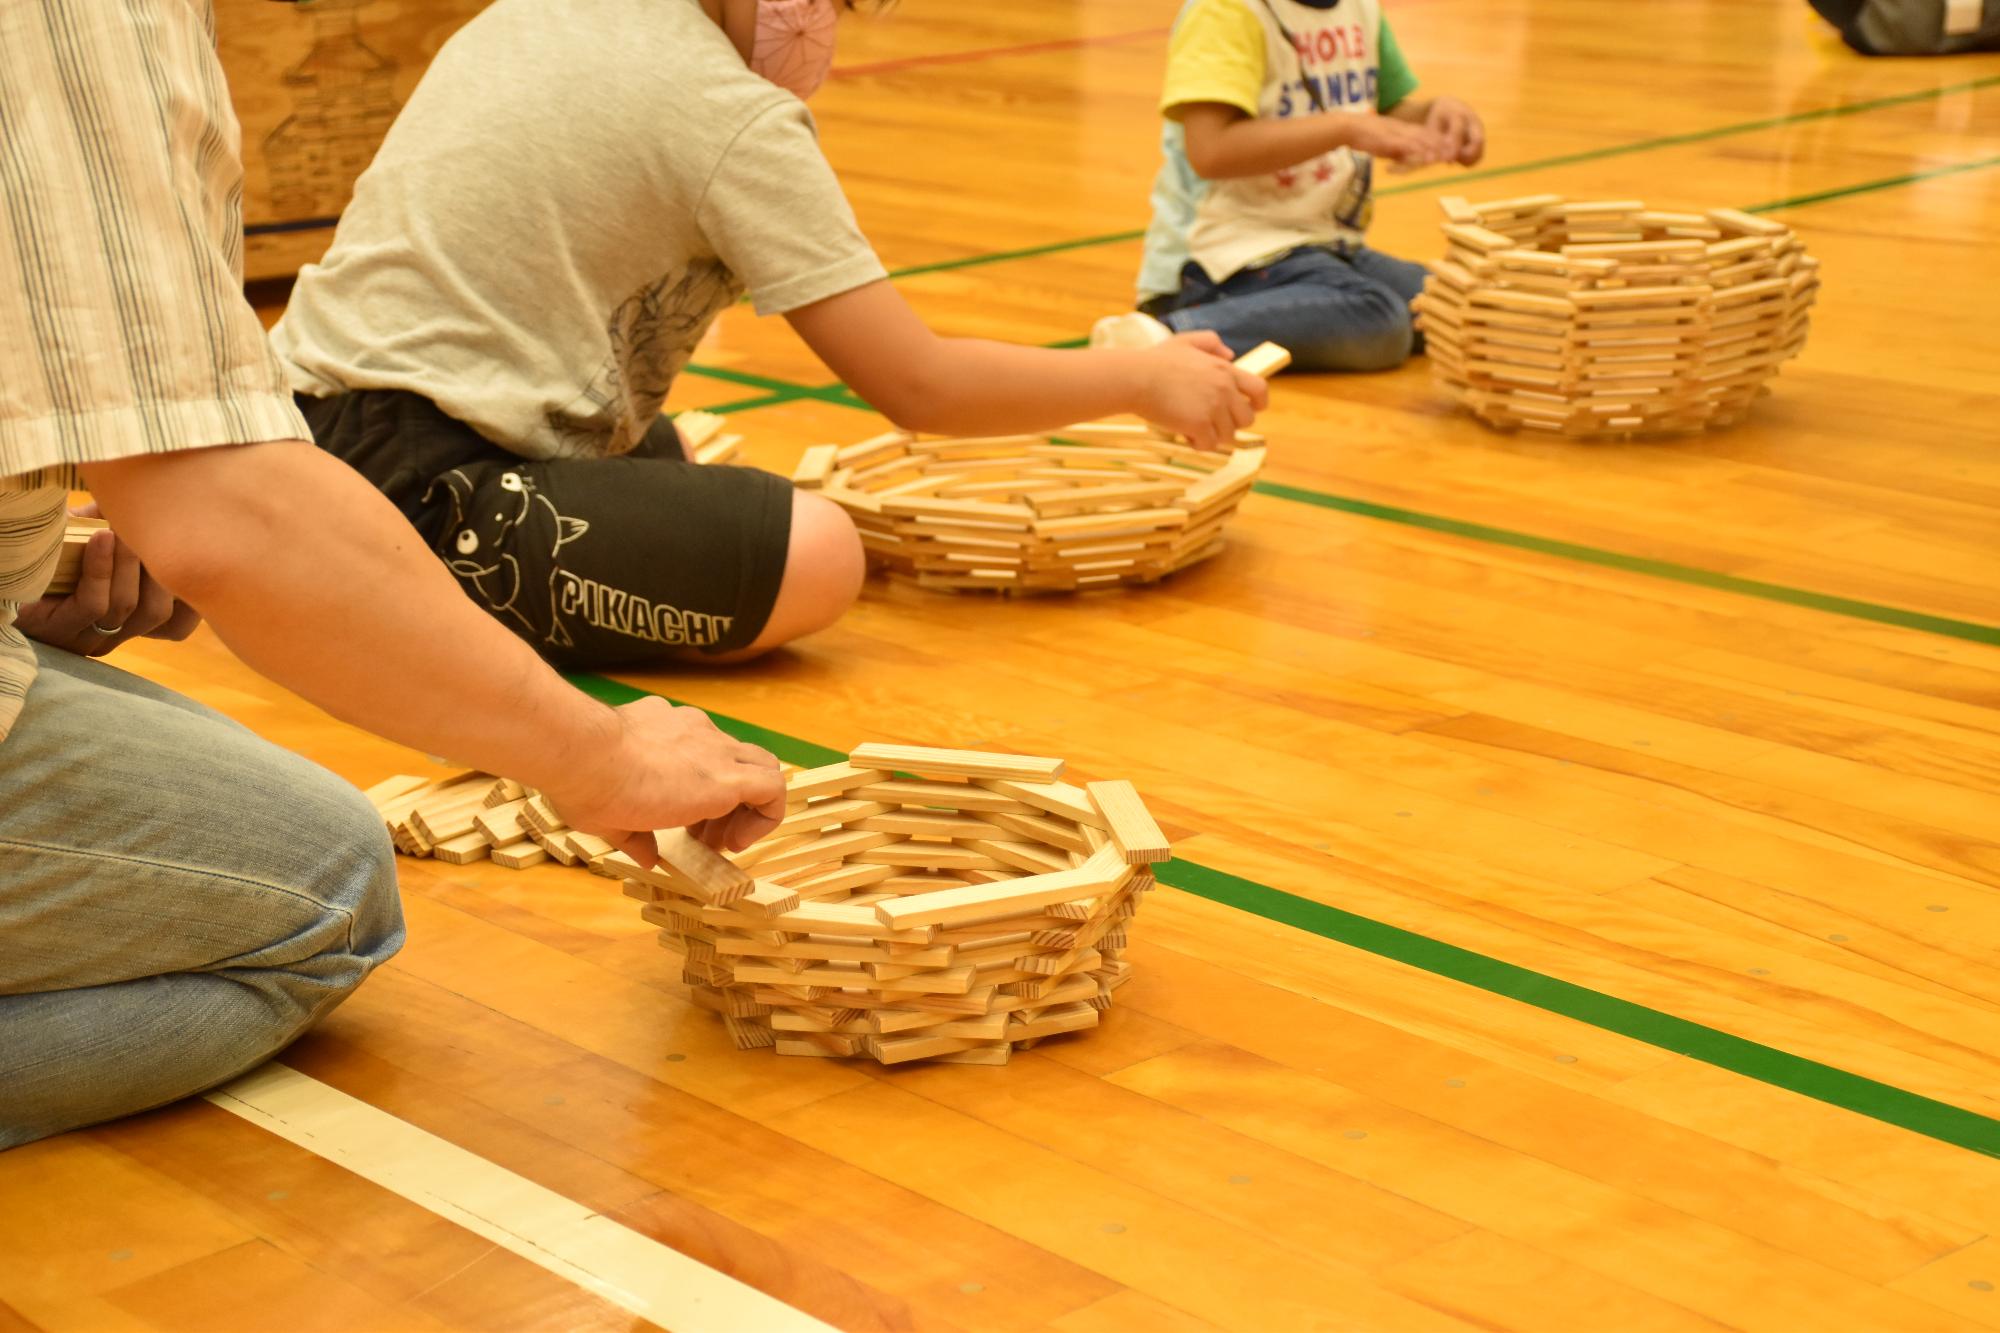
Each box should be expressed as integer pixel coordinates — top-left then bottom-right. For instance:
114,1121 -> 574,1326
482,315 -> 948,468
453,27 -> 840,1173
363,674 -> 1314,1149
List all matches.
1413,195 -> 1819,437
793,343 -> 1288,595
42,517 -> 111,598
616,743 -> 1171,1066
365,772 -> 617,872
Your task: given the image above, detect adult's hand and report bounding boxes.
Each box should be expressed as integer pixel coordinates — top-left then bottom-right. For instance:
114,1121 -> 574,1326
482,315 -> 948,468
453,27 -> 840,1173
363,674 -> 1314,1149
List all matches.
534,696 -> 787,861
15,526 -> 201,658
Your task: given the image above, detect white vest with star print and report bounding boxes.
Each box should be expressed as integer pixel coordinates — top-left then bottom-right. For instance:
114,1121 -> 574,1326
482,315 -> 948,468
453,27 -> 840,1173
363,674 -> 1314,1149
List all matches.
1186,0 -> 1387,282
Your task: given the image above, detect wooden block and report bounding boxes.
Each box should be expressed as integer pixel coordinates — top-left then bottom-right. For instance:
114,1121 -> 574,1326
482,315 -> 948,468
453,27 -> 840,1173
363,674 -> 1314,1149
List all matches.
773,861 -> 901,899
474,798 -> 532,846
693,434 -> 742,466
410,788 -> 492,844
649,828 -> 757,904
565,831 -> 617,864
1084,780 -> 1171,864
742,828 -> 897,879
491,844 -> 549,870
864,1032 -> 988,1065
739,879 -> 803,917
431,831 -> 493,865
1008,1002 -> 1100,1041
1179,447 -> 1264,509
772,901 -> 935,943
977,777 -> 1107,828
947,839 -> 1067,879
773,798 -> 894,839
835,430 -> 913,468
875,845 -> 1131,930
674,409 -> 727,451
853,844 -> 1012,872
848,743 -> 1064,783
1706,207 -> 1788,237
519,793 -> 565,837
1233,342 -> 1292,379
531,829 -> 581,866
846,808 -> 997,840
1442,222 -> 1517,252
362,774 -> 432,810
929,1043 -> 1012,1066
784,761 -> 892,802
723,1016 -> 776,1051
479,778 -> 525,808
792,443 -> 840,489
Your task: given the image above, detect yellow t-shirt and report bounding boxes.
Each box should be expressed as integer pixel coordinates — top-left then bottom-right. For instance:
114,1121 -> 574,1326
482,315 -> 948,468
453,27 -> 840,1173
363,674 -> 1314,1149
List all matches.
1151,0 -> 1418,284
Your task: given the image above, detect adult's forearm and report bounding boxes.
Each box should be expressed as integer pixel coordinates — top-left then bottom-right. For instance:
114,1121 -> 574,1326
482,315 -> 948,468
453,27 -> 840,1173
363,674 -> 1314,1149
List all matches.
81,441 -> 621,799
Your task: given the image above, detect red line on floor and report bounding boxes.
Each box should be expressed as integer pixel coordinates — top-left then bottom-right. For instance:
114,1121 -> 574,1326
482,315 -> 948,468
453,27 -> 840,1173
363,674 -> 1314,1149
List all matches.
830,27 -> 1172,79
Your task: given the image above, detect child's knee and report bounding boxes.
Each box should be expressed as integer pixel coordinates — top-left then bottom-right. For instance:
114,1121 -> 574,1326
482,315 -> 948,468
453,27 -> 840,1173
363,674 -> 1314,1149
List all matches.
786,490 -> 866,623
728,491 -> 862,656
1299,302 -> 1415,373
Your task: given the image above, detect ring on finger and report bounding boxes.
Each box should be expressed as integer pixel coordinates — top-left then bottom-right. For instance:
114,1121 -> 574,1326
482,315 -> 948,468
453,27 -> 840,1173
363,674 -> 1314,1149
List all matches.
90,621 -> 125,635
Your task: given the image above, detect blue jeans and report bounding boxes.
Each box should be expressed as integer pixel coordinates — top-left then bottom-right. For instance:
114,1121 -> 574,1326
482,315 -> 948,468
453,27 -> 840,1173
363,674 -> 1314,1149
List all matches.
0,645 -> 404,1148
1161,245 -> 1431,372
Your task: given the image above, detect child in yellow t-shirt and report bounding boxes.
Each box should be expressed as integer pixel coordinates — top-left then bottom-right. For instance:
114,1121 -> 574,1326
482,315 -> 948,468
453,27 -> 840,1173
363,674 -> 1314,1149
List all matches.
1095,0 -> 1485,372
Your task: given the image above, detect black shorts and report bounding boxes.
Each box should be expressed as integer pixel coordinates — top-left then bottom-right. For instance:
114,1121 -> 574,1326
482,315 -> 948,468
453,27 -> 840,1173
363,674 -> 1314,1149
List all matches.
298,390 -> 792,668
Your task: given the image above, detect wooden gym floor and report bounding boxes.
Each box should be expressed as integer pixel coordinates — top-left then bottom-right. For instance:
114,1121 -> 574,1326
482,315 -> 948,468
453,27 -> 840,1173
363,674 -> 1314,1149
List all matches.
6,1 -> 2000,1329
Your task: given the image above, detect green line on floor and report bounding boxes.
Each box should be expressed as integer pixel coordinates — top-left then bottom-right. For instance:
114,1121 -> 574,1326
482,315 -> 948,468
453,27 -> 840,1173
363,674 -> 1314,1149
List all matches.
1747,152 -> 2000,213
1252,480 -> 2000,647
676,156 -> 2000,649
874,75 -> 2000,281
567,671 -> 2000,1161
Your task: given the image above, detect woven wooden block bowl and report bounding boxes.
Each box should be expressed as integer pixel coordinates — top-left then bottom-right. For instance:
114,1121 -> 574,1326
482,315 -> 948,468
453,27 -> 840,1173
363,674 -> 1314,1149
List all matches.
611,744 -> 1169,1066
789,343 -> 1289,595
1412,194 -> 1819,437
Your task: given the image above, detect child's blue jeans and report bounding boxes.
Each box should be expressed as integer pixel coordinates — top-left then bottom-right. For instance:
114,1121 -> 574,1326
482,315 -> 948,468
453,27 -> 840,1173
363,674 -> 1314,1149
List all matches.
1159,244 -> 1431,372
0,645 -> 405,1148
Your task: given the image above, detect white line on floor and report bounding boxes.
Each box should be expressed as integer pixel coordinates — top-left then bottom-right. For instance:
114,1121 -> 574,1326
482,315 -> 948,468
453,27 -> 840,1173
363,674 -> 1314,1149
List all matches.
206,1063 -> 838,1333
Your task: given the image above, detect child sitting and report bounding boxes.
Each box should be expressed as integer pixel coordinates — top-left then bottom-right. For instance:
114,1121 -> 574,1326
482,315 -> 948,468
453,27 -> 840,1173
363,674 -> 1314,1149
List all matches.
272,0 -> 1269,669
1094,0 -> 1486,373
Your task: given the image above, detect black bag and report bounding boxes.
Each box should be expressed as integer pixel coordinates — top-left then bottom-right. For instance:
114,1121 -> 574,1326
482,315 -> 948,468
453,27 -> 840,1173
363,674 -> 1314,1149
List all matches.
1808,0 -> 2000,53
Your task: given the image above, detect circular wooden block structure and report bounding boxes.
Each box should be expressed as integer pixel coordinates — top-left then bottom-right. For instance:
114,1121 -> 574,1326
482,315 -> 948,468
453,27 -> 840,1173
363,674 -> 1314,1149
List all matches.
613,744 -> 1170,1066
792,425 -> 1266,594
1413,195 -> 1820,437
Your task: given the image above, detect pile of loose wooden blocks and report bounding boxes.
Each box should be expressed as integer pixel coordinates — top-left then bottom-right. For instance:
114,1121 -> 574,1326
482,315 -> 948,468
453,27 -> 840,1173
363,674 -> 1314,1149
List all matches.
675,409 -> 745,466
1413,195 -> 1819,437
365,772 -> 617,871
615,743 -> 1170,1066
792,344 -> 1288,594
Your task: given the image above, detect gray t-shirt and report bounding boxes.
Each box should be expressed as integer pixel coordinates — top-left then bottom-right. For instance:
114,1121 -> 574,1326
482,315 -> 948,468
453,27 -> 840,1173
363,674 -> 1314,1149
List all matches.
270,0 -> 886,459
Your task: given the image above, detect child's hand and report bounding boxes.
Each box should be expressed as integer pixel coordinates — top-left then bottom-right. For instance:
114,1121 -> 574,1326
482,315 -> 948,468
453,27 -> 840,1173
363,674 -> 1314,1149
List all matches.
1135,332 -> 1270,451
1349,114 -> 1455,171
1424,96 -> 1485,166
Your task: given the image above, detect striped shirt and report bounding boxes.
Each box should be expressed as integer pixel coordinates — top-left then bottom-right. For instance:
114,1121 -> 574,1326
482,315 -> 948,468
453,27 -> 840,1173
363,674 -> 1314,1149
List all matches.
0,0 -> 309,739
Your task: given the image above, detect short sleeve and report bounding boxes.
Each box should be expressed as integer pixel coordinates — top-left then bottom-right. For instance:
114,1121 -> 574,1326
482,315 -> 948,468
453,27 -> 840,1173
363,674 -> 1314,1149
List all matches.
0,3 -> 308,482
1377,19 -> 1420,112
698,101 -> 889,318
1161,0 -> 1268,120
